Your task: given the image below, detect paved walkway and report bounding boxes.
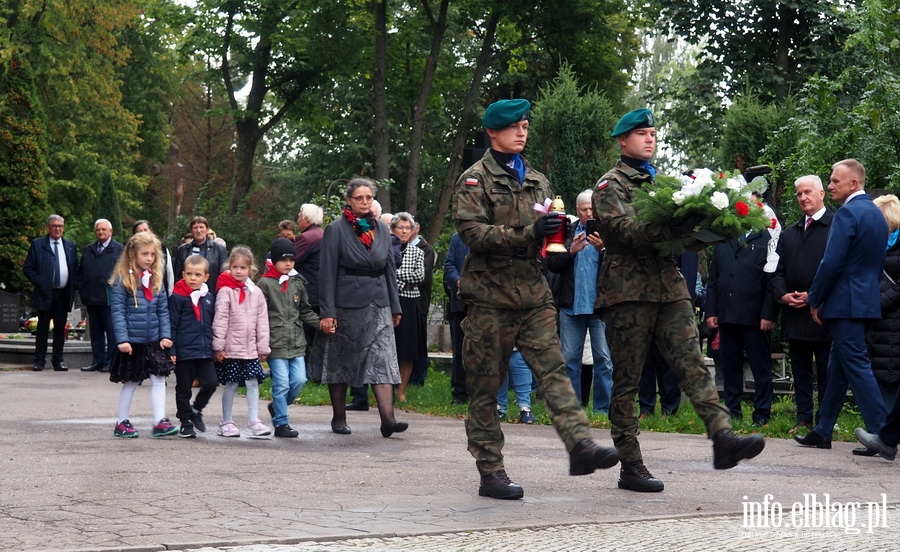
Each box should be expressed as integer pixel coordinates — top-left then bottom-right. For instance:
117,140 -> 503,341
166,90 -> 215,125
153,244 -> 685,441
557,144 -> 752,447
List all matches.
1,367 -> 898,552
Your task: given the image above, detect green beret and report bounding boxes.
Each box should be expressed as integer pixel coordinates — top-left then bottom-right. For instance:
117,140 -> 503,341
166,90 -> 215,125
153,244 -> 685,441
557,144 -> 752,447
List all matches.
611,108 -> 655,137
482,99 -> 531,130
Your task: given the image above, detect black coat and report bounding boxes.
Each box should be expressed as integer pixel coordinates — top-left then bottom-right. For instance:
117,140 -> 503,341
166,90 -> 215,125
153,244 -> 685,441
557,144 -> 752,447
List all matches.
769,211 -> 834,342
77,239 -> 124,306
168,290 -> 215,361
867,239 -> 900,386
707,231 -> 778,326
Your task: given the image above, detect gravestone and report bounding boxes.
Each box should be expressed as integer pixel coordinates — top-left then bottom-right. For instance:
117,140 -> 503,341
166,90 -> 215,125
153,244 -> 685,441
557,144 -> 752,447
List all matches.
0,291 -> 21,333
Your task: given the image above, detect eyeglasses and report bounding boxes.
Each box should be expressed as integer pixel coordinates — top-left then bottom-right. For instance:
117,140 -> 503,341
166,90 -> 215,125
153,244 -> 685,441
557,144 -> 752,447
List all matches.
350,195 -> 374,202
394,225 -> 412,231
49,225 -> 64,229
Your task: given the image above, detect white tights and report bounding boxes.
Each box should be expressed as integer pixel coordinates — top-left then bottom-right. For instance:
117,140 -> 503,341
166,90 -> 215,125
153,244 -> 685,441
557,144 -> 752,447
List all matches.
221,380 -> 260,422
117,374 -> 168,424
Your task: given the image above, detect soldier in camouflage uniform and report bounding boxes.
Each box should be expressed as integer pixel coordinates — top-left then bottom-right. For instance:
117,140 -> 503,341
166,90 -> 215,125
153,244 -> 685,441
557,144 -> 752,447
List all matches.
453,99 -> 618,500
592,108 -> 766,493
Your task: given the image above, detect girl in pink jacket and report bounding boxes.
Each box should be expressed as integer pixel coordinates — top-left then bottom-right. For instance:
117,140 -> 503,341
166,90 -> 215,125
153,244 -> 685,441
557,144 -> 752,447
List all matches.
213,246 -> 272,438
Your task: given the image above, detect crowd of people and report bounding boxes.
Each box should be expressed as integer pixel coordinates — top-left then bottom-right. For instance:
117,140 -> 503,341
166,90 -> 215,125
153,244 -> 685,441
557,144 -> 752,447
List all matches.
19,99 -> 900,499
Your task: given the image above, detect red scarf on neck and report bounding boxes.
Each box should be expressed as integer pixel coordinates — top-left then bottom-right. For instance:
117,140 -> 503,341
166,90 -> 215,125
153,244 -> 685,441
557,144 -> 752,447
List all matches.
173,280 -> 205,319
262,261 -> 290,292
140,270 -> 153,301
216,271 -> 247,304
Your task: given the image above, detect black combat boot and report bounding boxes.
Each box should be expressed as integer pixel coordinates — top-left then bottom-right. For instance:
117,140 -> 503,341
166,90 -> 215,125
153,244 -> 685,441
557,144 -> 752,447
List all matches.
569,439 -> 619,475
618,460 -> 665,492
478,469 -> 524,499
713,428 -> 766,469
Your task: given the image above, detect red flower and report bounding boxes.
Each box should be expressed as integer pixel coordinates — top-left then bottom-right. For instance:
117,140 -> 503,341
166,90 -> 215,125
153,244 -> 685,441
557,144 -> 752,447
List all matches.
770,218 -> 778,229
735,201 -> 750,216
757,201 -> 764,208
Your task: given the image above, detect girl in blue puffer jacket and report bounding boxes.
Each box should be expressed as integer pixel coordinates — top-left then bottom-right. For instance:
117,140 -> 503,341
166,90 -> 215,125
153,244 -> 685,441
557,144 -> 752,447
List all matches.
108,232 -> 177,439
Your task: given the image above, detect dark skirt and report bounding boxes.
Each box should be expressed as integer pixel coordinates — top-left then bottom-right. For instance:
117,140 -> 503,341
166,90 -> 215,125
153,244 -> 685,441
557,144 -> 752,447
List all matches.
109,342 -> 174,383
216,358 -> 265,384
311,301 -> 400,386
395,296 -> 427,362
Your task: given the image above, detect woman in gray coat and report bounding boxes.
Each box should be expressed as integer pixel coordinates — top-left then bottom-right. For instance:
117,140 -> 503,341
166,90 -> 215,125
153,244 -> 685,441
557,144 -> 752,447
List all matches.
316,178 -> 408,438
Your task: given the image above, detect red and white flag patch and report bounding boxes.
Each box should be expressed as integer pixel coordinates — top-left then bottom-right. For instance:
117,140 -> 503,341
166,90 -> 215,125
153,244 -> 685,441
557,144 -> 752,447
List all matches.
465,178 -> 479,186
596,179 -> 609,190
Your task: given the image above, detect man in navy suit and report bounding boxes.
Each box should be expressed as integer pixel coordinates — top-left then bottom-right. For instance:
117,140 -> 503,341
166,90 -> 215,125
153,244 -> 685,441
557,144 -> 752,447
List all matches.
76,219 -> 124,373
795,159 -> 888,449
23,214 -> 79,371
444,232 -> 470,404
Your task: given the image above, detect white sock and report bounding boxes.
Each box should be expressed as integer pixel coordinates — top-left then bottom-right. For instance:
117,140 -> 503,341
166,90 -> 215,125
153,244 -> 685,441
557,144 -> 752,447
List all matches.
222,382 -> 238,422
118,382 -> 138,422
246,379 -> 260,422
149,374 -> 166,423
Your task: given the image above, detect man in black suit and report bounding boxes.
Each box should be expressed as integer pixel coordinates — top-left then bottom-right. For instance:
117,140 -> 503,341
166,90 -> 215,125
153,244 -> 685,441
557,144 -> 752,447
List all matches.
770,175 -> 833,435
23,215 -> 79,371
706,230 -> 779,426
76,219 -> 124,373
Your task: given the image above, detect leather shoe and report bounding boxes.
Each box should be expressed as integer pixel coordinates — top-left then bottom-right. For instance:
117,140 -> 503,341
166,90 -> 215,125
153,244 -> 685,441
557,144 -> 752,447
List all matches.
855,428 -> 897,461
793,430 -> 831,449
31,363 -> 44,372
331,423 -> 351,435
478,469 -> 524,499
52,363 -> 68,372
345,402 -> 369,411
380,420 -> 408,438
713,428 -> 766,469
81,363 -> 102,372
788,421 -> 811,435
852,447 -> 879,457
618,460 -> 664,492
100,365 -> 110,373
569,439 -> 619,475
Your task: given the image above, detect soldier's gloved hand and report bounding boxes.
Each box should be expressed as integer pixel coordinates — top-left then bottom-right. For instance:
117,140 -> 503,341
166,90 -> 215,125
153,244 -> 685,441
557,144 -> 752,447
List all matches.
533,214 -> 565,238
670,212 -> 707,237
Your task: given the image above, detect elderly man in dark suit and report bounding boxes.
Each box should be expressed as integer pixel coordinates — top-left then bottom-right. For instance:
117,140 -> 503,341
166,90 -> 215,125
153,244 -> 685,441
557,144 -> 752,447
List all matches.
795,159 -> 888,450
770,175 -> 833,435
706,229 -> 779,426
23,214 -> 79,371
76,218 -> 124,373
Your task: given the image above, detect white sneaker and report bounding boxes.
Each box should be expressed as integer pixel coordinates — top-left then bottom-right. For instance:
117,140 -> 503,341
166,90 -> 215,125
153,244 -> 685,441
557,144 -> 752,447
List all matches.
247,419 -> 272,438
217,420 -> 241,437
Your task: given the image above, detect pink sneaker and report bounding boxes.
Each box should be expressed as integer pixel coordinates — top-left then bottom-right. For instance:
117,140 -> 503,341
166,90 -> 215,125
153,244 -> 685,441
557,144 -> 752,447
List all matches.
246,419 -> 272,437
152,418 -> 179,437
217,420 -> 240,437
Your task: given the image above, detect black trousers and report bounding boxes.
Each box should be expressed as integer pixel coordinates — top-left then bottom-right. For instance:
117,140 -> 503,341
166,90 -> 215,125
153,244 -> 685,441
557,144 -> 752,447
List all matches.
448,310 -> 468,402
788,339 -> 830,424
174,358 -> 218,424
34,289 -> 71,366
638,342 -> 682,415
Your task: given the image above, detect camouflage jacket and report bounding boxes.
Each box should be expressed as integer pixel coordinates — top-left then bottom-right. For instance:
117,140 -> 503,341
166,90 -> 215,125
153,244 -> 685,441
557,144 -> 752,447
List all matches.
452,150 -> 554,309
591,160 -> 690,308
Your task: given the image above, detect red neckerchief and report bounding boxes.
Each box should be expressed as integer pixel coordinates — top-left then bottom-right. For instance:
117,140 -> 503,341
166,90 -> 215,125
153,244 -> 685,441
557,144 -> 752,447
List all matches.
140,270 -> 153,301
216,271 -> 247,304
262,260 -> 290,292
173,279 -> 208,319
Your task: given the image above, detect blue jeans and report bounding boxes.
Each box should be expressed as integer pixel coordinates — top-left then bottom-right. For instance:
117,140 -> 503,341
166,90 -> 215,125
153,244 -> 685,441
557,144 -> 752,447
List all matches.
559,310 -> 613,413
269,357 -> 308,427
497,351 -> 532,412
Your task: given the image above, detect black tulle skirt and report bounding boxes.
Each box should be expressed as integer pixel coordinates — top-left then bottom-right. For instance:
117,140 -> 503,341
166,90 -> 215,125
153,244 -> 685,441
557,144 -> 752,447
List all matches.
108,342 -> 174,383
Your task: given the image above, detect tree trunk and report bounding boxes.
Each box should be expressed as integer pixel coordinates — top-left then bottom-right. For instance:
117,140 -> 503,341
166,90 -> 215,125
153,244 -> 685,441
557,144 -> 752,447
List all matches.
373,0 -> 391,213
426,11 -> 499,245
230,119 -> 263,214
404,0 -> 449,216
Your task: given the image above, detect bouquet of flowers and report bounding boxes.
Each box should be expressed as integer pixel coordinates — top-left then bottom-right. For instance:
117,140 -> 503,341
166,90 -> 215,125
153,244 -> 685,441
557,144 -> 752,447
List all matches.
633,168 -> 775,252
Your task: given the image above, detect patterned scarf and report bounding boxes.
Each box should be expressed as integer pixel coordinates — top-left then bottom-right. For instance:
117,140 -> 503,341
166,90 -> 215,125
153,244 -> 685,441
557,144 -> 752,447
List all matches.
262,259 -> 297,292
343,206 -> 376,251
173,279 -> 208,320
216,271 -> 247,304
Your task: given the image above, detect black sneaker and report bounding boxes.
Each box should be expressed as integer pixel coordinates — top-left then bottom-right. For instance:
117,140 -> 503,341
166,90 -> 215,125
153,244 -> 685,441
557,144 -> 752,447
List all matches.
192,409 -> 206,433
618,460 -> 664,492
478,469 -> 524,500
274,424 -> 299,438
179,424 -> 196,438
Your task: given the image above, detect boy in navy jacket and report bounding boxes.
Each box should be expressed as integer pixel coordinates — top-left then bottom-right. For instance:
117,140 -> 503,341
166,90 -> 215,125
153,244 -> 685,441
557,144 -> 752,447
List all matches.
169,255 -> 217,438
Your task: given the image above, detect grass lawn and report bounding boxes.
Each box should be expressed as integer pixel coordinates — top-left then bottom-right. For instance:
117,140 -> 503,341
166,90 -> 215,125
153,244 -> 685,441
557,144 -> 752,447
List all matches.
258,365 -> 866,443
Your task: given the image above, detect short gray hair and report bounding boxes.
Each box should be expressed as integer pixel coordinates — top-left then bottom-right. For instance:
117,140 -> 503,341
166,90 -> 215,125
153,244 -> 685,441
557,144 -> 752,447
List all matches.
576,189 -> 594,206
390,211 -> 416,229
794,175 -> 823,191
298,203 -> 324,226
344,177 -> 378,200
94,218 -> 112,230
47,214 -> 64,226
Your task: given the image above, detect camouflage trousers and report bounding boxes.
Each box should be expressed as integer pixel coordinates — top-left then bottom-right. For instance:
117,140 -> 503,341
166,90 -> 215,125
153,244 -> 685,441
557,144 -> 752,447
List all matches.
599,299 -> 731,464
461,304 -> 592,476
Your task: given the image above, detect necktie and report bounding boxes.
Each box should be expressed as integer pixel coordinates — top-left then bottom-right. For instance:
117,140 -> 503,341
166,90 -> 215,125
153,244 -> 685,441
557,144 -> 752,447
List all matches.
804,218 -> 813,231
97,242 -> 104,255
53,241 -> 60,288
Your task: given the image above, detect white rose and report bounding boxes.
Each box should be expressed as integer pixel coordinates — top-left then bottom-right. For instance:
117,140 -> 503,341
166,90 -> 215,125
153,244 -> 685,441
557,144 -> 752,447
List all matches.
726,178 -> 743,191
681,180 -> 704,197
692,168 -> 716,189
649,191 -> 657,197
711,191 -> 730,210
671,191 -> 685,205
